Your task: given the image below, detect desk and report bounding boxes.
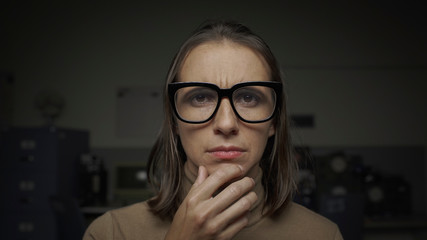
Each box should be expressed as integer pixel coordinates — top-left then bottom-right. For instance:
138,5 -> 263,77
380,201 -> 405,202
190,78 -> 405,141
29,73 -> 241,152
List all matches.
80,206 -> 119,215
364,216 -> 427,240
365,216 -> 427,229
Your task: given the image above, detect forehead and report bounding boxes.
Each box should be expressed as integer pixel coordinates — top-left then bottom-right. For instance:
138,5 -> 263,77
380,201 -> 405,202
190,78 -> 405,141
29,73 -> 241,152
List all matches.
178,41 -> 270,87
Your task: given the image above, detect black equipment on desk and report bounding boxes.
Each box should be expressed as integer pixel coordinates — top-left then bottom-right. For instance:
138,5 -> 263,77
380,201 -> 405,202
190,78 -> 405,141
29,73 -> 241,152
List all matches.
78,154 -> 107,206
364,170 -> 411,217
315,152 -> 364,196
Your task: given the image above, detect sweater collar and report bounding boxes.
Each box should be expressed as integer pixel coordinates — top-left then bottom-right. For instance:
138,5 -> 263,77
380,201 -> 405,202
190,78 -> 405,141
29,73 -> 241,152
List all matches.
182,162 -> 265,227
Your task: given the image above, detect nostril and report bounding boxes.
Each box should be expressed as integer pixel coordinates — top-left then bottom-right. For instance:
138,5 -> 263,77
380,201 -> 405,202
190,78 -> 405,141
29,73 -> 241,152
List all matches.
214,126 -> 239,136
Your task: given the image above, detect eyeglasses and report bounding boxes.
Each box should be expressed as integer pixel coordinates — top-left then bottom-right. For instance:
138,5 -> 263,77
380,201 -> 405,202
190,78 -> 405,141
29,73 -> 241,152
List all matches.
168,81 -> 282,124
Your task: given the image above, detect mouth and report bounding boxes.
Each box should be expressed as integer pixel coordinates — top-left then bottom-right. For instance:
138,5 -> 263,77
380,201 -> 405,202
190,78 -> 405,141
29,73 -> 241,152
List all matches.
207,146 -> 245,159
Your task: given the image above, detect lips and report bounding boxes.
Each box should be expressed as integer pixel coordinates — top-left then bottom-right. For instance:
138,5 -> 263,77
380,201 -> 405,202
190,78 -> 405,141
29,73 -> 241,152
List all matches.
207,146 -> 245,159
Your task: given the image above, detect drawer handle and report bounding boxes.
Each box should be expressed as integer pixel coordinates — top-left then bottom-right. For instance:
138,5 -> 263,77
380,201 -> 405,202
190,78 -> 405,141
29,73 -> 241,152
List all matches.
20,155 -> 35,163
20,196 -> 34,204
18,222 -> 34,232
19,180 -> 35,191
20,140 -> 36,150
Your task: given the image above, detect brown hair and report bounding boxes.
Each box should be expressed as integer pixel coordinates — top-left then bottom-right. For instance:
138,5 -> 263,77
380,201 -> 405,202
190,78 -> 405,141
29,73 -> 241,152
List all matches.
147,19 -> 297,220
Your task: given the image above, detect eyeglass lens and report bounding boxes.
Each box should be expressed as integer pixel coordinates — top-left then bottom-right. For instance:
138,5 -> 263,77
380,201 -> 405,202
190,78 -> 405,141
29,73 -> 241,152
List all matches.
174,85 -> 276,122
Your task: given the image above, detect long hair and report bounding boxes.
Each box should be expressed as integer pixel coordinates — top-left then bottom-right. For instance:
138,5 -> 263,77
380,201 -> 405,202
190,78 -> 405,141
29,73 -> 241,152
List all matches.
147,19 -> 297,220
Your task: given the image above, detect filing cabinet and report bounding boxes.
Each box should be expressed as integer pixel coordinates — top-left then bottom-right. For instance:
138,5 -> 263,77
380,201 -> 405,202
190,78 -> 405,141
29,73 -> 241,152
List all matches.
0,126 -> 89,240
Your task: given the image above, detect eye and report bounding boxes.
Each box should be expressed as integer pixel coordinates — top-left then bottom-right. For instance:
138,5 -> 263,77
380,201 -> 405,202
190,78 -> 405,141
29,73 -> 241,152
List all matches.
234,88 -> 261,107
242,94 -> 257,103
192,93 -> 212,103
186,88 -> 217,107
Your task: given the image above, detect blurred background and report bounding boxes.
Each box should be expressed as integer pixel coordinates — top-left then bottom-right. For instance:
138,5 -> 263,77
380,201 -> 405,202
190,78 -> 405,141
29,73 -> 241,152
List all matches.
1,1 -> 426,239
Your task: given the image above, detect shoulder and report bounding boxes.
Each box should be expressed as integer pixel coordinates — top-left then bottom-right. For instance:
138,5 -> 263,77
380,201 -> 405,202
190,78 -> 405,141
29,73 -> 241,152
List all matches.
266,202 -> 343,239
83,201 -> 170,240
285,202 -> 335,226
108,201 -> 164,226
83,208 -> 114,240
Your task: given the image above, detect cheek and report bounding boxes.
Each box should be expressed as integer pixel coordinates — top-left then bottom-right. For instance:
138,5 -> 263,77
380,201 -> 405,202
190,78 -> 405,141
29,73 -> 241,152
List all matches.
177,124 -> 204,159
250,123 -> 274,159
251,121 -> 275,144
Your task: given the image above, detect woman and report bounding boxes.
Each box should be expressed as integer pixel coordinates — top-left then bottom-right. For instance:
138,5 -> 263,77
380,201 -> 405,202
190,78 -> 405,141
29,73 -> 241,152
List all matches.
84,20 -> 343,240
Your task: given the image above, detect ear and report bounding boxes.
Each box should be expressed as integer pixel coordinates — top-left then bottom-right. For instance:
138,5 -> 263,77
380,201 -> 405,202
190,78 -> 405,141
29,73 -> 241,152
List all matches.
174,120 -> 180,136
268,123 -> 275,137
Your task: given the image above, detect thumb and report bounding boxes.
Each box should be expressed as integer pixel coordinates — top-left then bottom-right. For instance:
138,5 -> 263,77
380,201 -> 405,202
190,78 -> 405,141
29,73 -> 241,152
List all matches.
194,165 -> 208,187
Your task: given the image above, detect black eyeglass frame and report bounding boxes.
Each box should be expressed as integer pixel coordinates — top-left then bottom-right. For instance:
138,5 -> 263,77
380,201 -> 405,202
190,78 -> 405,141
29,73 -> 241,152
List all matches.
168,81 -> 282,124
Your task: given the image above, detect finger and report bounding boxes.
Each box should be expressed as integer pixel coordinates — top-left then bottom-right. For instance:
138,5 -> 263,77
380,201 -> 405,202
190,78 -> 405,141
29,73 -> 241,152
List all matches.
215,191 -> 258,225
200,191 -> 256,238
210,177 -> 255,214
194,164 -> 244,200
194,165 -> 208,188
214,214 -> 249,240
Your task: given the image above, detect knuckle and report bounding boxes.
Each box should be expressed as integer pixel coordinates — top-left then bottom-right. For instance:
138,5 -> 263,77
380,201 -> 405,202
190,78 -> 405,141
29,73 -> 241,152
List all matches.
193,212 -> 208,227
244,176 -> 255,186
213,165 -> 241,180
250,192 -> 258,203
217,233 -> 232,240
240,197 -> 251,210
205,222 -> 220,236
228,185 -> 241,196
186,196 -> 199,208
214,168 -> 227,179
218,236 -> 231,240
231,165 -> 242,174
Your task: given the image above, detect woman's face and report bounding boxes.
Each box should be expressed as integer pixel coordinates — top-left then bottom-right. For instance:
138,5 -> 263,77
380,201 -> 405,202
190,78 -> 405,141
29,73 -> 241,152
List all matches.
176,41 -> 275,178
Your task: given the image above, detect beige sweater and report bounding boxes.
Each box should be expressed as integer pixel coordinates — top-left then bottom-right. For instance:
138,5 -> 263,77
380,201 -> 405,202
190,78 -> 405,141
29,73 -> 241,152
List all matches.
84,166 -> 343,240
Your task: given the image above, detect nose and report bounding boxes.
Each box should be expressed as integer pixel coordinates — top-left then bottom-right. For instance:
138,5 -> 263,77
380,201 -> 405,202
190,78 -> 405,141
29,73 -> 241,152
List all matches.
212,98 -> 239,136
